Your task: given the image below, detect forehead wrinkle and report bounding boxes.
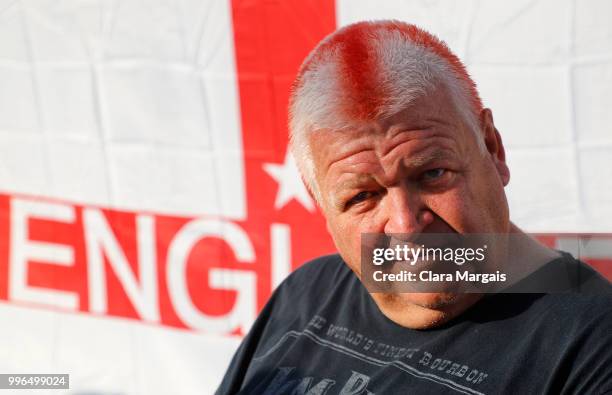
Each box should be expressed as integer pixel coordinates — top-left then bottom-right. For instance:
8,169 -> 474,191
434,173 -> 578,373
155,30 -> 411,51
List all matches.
321,126 -> 381,174
402,147 -> 455,169
378,129 -> 436,158
326,146 -> 371,169
323,133 -> 458,189
333,147 -> 455,191
377,108 -> 461,157
380,133 -> 458,165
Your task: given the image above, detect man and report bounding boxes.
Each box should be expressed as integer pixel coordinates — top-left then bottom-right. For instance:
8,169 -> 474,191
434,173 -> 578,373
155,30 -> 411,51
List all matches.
217,21 -> 611,394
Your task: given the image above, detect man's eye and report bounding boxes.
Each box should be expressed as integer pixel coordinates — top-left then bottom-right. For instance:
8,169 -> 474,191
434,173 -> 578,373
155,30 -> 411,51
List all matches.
422,168 -> 446,181
347,191 -> 375,207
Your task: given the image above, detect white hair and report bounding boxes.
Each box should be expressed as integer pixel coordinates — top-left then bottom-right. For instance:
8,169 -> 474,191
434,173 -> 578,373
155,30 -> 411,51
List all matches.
288,21 -> 485,203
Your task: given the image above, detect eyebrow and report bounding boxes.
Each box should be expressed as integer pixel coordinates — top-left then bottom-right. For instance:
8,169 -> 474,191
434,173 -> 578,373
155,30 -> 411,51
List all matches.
403,148 -> 455,170
335,174 -> 376,193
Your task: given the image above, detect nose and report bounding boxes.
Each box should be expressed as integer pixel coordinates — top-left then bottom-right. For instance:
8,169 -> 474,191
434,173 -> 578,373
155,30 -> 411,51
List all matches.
382,186 -> 433,236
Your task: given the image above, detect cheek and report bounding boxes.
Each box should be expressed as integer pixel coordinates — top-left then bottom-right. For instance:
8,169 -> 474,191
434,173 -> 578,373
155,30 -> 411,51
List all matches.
423,171 -> 493,232
428,166 -> 508,232
425,191 -> 474,231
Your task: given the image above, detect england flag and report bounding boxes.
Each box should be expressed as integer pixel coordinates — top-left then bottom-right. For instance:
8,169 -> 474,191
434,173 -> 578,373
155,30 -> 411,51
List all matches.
0,1 -> 610,394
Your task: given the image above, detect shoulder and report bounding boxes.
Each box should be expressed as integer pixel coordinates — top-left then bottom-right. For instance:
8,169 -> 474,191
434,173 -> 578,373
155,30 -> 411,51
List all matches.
285,253 -> 349,284
273,253 -> 353,302
215,254 -> 352,393
480,252 -> 611,337
536,289 -> 612,392
521,254 -> 612,345
508,250 -> 611,294
292,253 -> 349,276
527,252 -> 611,318
534,292 -> 612,328
557,251 -> 612,293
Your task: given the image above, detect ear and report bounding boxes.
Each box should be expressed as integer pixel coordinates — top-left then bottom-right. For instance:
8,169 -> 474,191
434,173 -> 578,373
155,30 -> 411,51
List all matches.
480,108 -> 510,186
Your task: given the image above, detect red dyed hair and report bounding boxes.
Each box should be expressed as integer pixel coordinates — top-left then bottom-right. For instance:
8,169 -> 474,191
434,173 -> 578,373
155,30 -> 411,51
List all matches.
293,20 -> 483,122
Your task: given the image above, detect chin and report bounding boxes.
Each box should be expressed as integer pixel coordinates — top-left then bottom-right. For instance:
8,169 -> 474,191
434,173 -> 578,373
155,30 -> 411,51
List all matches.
372,292 -> 483,329
400,292 -> 460,309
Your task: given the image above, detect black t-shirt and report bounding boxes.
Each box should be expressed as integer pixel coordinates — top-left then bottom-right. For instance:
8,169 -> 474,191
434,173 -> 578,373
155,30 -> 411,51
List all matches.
216,253 -> 612,395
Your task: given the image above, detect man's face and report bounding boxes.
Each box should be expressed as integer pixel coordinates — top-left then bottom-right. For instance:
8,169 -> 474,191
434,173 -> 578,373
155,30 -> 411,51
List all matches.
309,83 -> 511,328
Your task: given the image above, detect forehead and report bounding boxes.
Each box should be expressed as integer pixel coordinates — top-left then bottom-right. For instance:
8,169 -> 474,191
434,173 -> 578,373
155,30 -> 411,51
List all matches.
309,84 -> 469,173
